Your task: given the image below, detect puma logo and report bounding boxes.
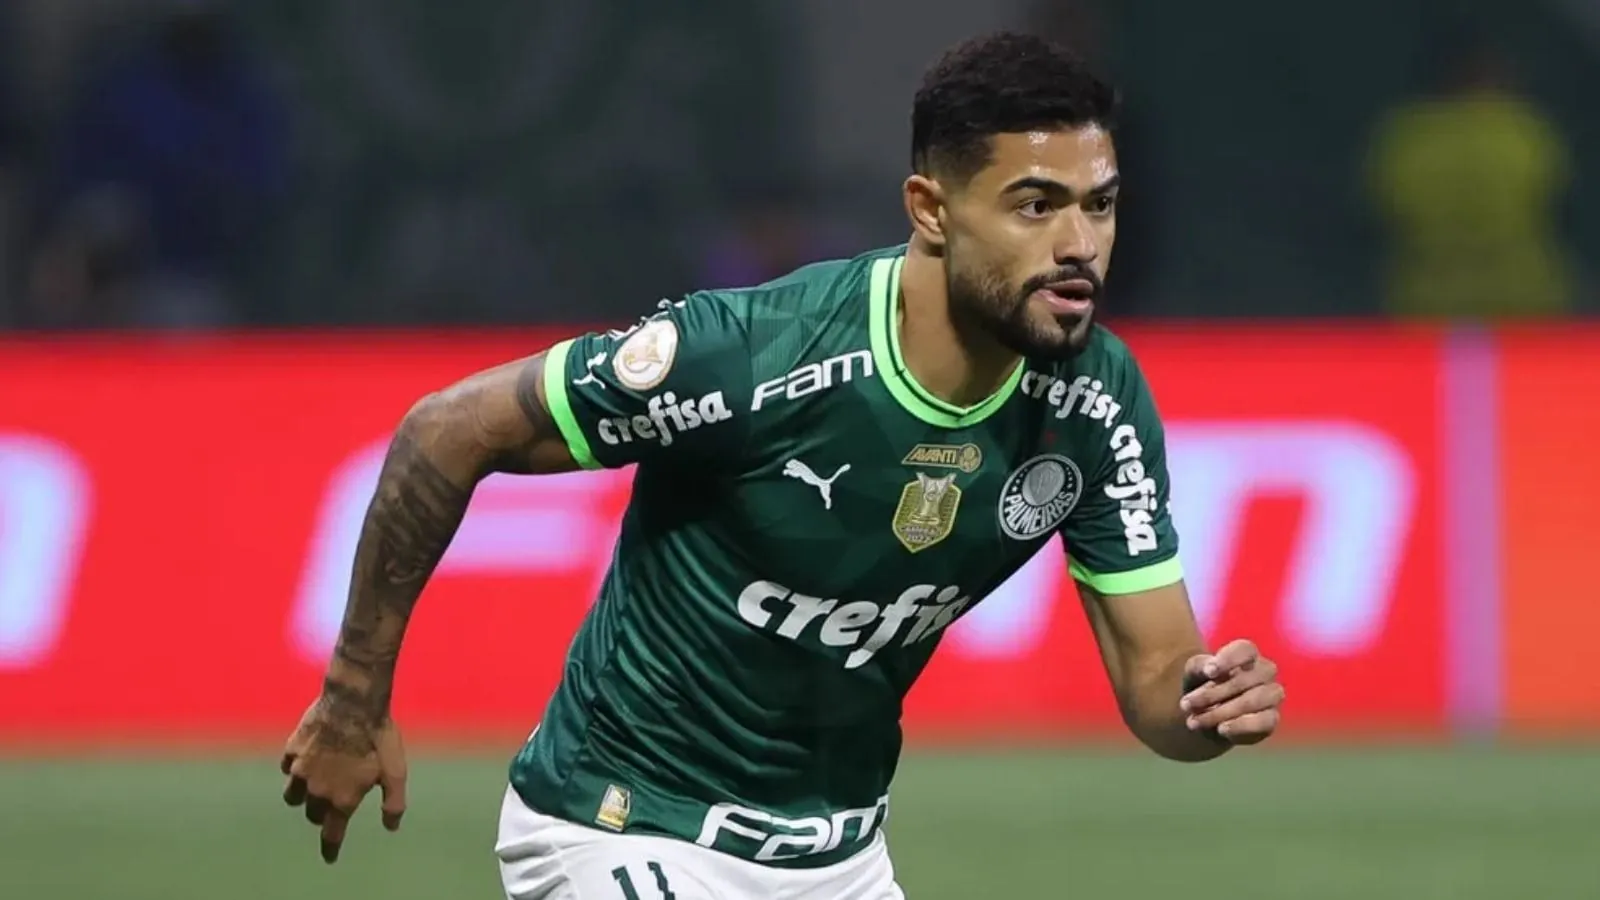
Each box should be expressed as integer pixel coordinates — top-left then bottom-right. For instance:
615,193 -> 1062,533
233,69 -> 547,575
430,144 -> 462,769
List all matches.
573,352 -> 608,388
783,459 -> 851,510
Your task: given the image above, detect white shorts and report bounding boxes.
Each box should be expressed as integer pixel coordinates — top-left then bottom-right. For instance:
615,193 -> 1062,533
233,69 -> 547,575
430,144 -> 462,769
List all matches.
495,785 -> 907,900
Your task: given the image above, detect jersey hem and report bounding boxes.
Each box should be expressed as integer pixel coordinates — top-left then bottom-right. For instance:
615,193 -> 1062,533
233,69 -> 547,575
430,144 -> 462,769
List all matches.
511,755 -> 885,871
541,339 -> 603,470
1068,556 -> 1184,594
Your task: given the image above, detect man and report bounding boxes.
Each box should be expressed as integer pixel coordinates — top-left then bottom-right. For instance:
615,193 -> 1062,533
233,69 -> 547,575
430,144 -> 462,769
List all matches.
1366,40 -> 1575,318
280,32 -> 1285,899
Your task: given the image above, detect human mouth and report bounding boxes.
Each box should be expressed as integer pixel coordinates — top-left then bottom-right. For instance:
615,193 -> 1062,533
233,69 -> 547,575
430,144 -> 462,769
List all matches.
1031,279 -> 1096,316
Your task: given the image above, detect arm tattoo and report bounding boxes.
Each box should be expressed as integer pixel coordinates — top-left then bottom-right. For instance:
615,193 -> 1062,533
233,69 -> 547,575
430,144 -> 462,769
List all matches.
317,355 -> 556,743
324,423 -> 472,729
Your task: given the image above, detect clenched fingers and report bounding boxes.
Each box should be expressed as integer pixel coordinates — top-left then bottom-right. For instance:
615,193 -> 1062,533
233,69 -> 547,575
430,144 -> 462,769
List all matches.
281,752 -> 308,807
1216,708 -> 1280,744
1186,682 -> 1287,732
380,771 -> 407,832
321,809 -> 351,863
1181,657 -> 1278,715
1206,639 -> 1260,676
305,794 -> 331,826
283,775 -> 308,807
379,726 -> 408,832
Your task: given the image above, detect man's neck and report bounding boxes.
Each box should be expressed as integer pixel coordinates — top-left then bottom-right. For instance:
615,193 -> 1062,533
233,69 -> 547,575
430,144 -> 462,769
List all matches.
897,238 -> 1022,408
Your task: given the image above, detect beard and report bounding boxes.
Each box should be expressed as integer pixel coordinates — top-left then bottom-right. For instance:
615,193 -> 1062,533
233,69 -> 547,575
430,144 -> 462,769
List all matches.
945,250 -> 1102,361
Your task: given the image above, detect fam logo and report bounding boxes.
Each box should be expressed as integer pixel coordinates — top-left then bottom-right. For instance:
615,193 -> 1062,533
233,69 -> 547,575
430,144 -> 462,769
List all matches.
997,453 -> 1082,541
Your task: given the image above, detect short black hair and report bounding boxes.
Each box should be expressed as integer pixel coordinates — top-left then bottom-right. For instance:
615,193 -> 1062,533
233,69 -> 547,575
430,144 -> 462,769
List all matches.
911,32 -> 1119,182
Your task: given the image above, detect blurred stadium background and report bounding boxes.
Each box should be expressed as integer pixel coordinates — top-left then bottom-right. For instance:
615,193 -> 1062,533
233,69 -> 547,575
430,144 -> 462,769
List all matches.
2,0 -> 1598,897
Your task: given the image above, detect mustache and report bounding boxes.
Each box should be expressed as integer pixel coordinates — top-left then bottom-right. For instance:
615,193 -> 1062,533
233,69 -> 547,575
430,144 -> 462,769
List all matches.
1023,266 -> 1103,296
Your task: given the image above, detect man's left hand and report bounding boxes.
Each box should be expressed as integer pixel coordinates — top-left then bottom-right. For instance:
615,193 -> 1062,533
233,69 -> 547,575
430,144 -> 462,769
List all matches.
1179,639 -> 1284,745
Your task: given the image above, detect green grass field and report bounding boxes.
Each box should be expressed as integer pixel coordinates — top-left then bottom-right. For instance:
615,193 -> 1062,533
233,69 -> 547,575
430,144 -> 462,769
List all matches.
2,745 -> 1595,899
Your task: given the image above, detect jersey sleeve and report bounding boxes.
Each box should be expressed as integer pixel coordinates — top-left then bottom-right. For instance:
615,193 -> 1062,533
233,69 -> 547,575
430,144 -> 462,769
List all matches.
540,294 -> 752,470
1058,353 -> 1184,595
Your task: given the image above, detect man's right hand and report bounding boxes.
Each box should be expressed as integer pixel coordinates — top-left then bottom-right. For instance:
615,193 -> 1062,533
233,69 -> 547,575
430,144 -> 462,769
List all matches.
280,696 -> 409,863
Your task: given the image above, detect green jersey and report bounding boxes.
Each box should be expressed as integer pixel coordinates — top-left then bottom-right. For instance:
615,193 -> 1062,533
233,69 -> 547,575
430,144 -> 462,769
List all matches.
509,245 -> 1183,868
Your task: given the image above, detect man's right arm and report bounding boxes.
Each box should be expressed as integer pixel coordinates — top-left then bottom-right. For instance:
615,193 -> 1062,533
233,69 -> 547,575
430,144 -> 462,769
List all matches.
318,353 -> 575,732
321,293 -> 752,729
285,294 -> 751,863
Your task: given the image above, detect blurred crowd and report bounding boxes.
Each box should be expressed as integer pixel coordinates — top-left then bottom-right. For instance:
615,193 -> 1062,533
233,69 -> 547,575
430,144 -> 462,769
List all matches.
2,2 -> 285,330
0,0 -> 1594,331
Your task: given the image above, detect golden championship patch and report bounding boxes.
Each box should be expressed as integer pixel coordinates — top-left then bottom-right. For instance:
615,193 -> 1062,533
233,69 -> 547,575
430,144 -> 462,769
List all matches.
892,472 -> 962,553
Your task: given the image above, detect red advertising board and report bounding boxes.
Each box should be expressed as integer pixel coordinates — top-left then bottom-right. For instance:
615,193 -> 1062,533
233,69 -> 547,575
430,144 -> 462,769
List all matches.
1498,329 -> 1600,733
0,326 -> 1447,745
906,325 -> 1448,737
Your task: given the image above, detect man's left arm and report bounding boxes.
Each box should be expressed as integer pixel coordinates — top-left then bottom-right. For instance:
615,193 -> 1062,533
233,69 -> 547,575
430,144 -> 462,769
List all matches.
1076,580 -> 1282,761
1059,354 -> 1284,762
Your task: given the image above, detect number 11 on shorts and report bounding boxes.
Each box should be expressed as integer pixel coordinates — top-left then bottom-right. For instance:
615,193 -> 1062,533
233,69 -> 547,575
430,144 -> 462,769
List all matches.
611,862 -> 676,900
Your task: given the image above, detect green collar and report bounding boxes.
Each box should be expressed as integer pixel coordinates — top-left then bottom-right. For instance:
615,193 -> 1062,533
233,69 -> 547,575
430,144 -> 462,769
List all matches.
868,254 -> 1024,429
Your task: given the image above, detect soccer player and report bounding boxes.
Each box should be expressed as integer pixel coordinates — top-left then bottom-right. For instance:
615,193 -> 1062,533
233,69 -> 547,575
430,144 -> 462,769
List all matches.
280,31 -> 1286,899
